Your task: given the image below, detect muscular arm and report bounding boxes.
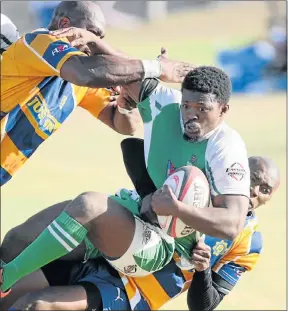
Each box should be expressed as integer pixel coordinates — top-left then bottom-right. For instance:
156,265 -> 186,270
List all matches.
176,195 -> 249,240
60,54 -> 146,88
97,103 -> 142,136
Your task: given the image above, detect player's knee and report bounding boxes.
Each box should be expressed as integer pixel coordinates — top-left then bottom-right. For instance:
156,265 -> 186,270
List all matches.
65,191 -> 108,227
0,226 -> 24,261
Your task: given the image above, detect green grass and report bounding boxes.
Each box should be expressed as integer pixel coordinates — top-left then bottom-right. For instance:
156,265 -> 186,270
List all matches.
1,3 -> 286,310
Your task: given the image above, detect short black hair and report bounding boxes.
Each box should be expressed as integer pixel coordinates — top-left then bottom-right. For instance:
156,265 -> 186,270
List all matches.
181,66 -> 232,105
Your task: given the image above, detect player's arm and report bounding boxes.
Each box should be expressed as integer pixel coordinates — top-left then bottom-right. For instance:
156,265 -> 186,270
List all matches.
17,30 -> 188,88
186,238 -> 226,311
98,102 -> 141,136
153,135 -> 250,240
79,88 -> 141,136
177,195 -> 249,240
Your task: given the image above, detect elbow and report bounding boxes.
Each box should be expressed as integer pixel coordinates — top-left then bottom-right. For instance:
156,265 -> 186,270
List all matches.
225,219 -> 244,241
117,127 -> 137,136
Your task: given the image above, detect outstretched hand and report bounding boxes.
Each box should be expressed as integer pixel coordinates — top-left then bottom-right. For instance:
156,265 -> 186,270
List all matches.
158,47 -> 196,84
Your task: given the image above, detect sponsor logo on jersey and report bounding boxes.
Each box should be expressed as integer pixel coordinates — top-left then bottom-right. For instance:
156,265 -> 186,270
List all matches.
226,162 -> 246,181
123,265 -> 137,274
26,95 -> 57,135
212,240 -> 228,256
52,44 -> 69,56
142,226 -> 152,244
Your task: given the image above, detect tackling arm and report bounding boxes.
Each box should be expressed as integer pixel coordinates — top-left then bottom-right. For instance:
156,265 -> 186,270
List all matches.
60,55 -> 148,88
97,102 -> 142,136
187,269 -> 226,311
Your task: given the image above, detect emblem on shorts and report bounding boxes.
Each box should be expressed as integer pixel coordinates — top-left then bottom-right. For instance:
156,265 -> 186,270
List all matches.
212,241 -> 228,256
226,162 -> 246,181
142,226 -> 152,244
123,265 -> 137,274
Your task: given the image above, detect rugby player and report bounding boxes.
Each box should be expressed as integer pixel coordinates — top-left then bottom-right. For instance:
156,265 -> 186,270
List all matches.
1,1 -> 191,186
0,64 -> 252,296
2,155 -> 280,311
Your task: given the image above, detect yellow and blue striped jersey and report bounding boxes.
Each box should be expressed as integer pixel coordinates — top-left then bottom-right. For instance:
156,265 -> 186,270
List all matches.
1,29 -> 111,186
120,212 -> 262,310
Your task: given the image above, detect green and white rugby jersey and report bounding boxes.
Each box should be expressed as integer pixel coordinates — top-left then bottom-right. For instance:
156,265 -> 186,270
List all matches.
138,82 -> 250,199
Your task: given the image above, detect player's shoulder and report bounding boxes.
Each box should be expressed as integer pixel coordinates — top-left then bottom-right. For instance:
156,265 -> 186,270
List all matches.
22,28 -> 51,43
234,212 -> 263,255
147,82 -> 182,105
207,122 -> 247,155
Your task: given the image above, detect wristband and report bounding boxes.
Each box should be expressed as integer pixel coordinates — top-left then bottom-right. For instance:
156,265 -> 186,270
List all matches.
141,59 -> 162,79
117,105 -> 132,115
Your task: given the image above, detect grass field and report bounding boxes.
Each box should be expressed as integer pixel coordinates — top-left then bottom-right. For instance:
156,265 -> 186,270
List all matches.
1,2 -> 286,310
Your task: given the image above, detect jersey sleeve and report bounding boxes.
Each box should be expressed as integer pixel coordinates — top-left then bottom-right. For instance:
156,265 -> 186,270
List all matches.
205,127 -> 250,198
79,88 -> 111,118
14,29 -> 85,77
211,224 -> 263,294
138,80 -> 182,123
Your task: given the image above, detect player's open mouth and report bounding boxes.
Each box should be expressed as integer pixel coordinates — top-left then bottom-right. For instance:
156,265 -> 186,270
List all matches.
185,126 -> 200,135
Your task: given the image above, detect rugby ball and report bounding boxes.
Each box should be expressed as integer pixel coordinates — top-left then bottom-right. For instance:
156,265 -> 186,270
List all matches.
157,166 -> 210,238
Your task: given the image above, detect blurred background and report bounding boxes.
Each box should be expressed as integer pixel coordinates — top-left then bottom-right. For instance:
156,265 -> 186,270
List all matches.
2,0 -> 287,93
1,1 -> 287,310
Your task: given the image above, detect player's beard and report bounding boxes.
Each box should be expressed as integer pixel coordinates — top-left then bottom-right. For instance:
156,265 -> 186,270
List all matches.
183,132 -> 200,143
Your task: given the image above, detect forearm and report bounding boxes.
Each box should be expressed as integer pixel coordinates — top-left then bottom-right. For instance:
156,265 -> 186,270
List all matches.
176,202 -> 245,240
187,269 -> 225,311
79,55 -> 147,88
113,107 -> 142,136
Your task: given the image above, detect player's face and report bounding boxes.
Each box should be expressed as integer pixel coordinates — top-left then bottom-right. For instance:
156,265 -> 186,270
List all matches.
249,160 -> 279,210
181,89 -> 227,142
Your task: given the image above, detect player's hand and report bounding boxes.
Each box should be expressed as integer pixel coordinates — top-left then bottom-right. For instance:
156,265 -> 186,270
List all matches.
140,193 -> 159,225
109,87 -> 121,104
151,185 -> 179,216
50,27 -> 99,47
191,238 -> 211,272
158,47 -> 196,84
116,88 -> 137,111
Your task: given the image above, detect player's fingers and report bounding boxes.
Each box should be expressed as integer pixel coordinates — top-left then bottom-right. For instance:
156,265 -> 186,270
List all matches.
191,253 -> 208,263
50,28 -> 77,38
193,249 -> 210,259
161,47 -> 168,58
109,96 -> 117,102
70,38 -> 86,47
162,184 -> 170,192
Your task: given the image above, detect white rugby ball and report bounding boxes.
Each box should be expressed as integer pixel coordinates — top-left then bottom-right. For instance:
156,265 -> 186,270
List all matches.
157,166 -> 210,238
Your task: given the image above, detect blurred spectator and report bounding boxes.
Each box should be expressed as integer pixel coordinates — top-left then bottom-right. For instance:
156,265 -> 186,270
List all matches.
28,1 -> 60,28
217,24 -> 286,93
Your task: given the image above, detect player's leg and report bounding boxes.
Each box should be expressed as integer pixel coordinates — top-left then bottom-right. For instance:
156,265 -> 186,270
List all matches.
0,270 -> 49,311
1,192 -> 174,294
0,200 -> 85,263
10,286 -> 90,311
121,138 -> 156,199
0,192 -> 138,293
1,260 -> 79,310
